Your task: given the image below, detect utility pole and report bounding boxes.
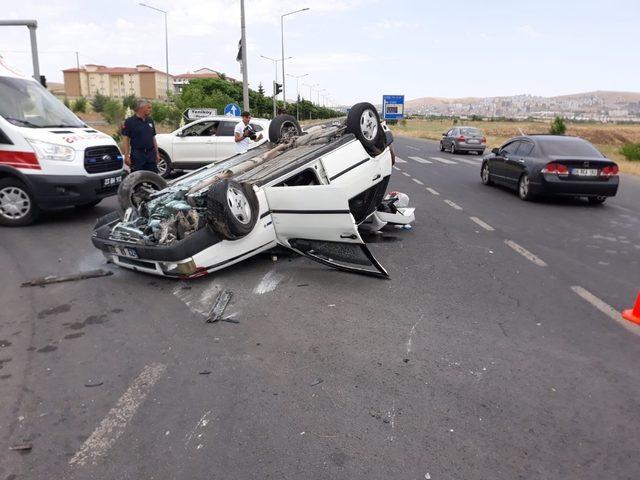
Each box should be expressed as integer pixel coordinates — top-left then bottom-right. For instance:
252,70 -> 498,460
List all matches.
240,0 -> 249,111
280,8 -> 309,107
261,55 -> 290,118
139,3 -> 170,100
286,73 -> 308,121
75,51 -> 81,97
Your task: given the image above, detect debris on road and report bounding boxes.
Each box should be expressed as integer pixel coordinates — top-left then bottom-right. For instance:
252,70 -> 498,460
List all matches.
206,290 -> 233,323
9,443 -> 33,452
199,370 -> 212,375
84,381 -> 104,387
21,269 -> 113,288
310,378 -> 324,387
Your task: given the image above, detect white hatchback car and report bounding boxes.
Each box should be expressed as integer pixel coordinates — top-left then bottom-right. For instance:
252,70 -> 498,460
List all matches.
155,116 -> 270,178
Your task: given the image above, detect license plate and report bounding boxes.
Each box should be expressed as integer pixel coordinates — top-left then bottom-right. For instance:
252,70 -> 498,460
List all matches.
114,246 -> 138,258
467,139 -> 479,144
102,175 -> 123,188
571,168 -> 598,176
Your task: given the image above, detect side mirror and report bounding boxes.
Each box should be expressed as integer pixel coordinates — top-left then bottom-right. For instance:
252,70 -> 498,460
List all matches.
442,132 -> 448,136
491,147 -> 499,155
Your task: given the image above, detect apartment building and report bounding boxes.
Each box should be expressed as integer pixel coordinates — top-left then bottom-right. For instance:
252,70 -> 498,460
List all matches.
62,64 -> 173,99
172,67 -> 237,93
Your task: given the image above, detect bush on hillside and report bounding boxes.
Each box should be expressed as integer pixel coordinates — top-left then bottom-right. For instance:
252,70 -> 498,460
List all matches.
72,97 -> 87,113
103,99 -> 125,124
620,142 -> 640,161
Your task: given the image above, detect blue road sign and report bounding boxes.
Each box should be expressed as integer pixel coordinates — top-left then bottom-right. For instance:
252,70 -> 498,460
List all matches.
382,95 -> 405,120
224,103 -> 241,116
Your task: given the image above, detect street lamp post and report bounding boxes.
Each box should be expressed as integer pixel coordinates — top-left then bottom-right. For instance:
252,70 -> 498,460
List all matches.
303,83 -> 318,119
261,55 -> 291,118
139,3 -> 169,100
280,7 -> 309,107
286,73 -> 308,120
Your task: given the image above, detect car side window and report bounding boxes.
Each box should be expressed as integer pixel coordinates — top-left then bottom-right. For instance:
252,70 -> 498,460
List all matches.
501,141 -> 520,156
217,122 -> 236,137
0,127 -> 12,145
181,121 -> 213,137
516,142 -> 534,157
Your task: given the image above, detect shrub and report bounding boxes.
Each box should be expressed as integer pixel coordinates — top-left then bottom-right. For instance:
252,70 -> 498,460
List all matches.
103,99 -> 125,124
63,97 -> 70,108
123,94 -> 137,111
619,143 -> 640,161
550,116 -> 566,135
72,97 -> 87,113
91,93 -> 108,113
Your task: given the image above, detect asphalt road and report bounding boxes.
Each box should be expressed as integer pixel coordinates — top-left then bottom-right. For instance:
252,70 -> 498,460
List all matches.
1,136 -> 639,480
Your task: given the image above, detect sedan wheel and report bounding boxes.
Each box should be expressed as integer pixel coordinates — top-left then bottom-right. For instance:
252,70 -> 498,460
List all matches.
481,163 -> 493,185
518,173 -> 533,201
450,142 -> 456,154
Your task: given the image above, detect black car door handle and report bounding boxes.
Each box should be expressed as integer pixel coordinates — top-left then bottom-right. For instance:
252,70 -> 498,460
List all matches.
372,174 -> 381,181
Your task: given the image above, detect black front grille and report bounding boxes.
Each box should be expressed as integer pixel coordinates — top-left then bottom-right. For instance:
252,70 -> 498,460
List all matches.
84,146 -> 123,174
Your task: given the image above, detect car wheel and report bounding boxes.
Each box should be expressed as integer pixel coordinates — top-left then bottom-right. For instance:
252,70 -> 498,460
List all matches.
117,170 -> 168,212
588,196 -> 607,205
206,179 -> 259,240
518,173 -> 534,201
346,102 -> 387,156
481,163 -> 493,186
157,151 -> 173,179
269,114 -> 302,143
439,142 -> 445,152
450,142 -> 456,154
0,177 -> 40,226
477,150 -> 485,156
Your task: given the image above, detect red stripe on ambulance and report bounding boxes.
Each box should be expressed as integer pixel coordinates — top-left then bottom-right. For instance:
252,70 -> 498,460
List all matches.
0,151 -> 41,170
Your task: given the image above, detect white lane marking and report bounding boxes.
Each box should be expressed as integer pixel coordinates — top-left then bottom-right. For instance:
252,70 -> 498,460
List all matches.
457,158 -> 482,166
395,157 -> 407,163
571,286 -> 640,336
402,172 -> 411,177
412,178 -> 424,185
185,410 -> 212,446
253,269 -> 283,295
444,199 -> 463,210
469,216 -> 495,231
409,156 -> 433,164
426,187 -> 440,196
430,156 -> 457,165
392,166 -> 400,171
406,145 -> 420,151
406,321 -> 419,354
69,363 -> 167,466
173,281 -> 221,316
504,240 -> 547,267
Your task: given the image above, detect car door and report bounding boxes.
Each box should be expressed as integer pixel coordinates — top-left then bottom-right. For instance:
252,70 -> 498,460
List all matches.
445,128 -> 456,150
264,185 -> 388,278
504,140 -> 534,183
214,120 -> 239,161
493,141 -> 521,184
172,120 -> 217,165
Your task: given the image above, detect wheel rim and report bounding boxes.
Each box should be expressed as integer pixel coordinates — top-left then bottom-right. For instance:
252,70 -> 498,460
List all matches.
360,109 -> 378,141
226,186 -> 252,225
519,175 -> 529,198
0,186 -> 31,220
157,157 -> 167,176
451,143 -> 455,153
482,165 -> 490,183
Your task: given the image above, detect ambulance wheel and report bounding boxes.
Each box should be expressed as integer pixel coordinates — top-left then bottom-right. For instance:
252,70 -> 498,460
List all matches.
0,177 -> 40,226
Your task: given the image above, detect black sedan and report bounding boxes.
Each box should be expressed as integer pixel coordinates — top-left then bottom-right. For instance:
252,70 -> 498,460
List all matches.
480,135 -> 619,204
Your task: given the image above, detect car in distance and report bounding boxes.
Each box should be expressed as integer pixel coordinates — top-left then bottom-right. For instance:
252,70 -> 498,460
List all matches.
480,135 -> 619,203
440,126 -> 486,155
155,116 -> 270,178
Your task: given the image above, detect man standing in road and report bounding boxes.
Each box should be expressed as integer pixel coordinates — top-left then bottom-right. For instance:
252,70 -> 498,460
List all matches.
122,100 -> 160,173
234,111 -> 263,155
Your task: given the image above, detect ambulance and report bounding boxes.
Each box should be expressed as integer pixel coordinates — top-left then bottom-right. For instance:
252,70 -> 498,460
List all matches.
0,58 -> 125,226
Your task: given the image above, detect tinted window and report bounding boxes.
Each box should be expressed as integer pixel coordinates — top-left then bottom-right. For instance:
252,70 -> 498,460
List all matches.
516,142 -> 534,156
182,120 -> 217,137
501,141 -> 520,155
460,127 -> 481,136
217,121 -> 236,137
539,138 -> 604,157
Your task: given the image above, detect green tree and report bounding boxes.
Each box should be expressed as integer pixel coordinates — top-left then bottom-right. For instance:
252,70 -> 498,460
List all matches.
72,97 -> 87,113
122,94 -> 137,111
550,116 -> 566,135
102,99 -> 125,124
257,82 -> 265,96
91,93 -> 108,113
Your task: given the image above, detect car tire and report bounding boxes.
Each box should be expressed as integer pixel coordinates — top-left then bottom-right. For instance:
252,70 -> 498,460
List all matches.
0,177 -> 40,227
518,173 -> 534,201
75,199 -> 102,209
206,179 -> 259,240
588,196 -> 607,205
94,210 -> 122,229
346,102 -> 387,156
481,163 -> 493,186
450,143 -> 456,154
439,142 -> 445,152
477,150 -> 485,156
157,151 -> 173,179
117,170 -> 168,212
268,114 -> 302,143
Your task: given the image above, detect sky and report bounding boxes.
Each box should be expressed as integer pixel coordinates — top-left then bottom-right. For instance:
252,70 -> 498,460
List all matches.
1,0 -> 638,105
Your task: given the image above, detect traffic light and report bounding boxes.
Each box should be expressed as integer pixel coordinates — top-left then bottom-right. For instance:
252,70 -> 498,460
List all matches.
274,81 -> 282,96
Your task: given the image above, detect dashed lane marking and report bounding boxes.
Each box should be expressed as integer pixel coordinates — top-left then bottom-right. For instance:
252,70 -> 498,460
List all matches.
571,286 -> 640,336
504,240 -> 547,267
69,363 -> 167,466
393,166 -> 400,171
412,178 -> 424,185
469,216 -> 495,231
395,157 -> 407,163
406,145 -> 420,151
402,172 -> 411,177
444,199 -> 463,210
409,156 -> 433,164
426,187 -> 440,196
430,156 -> 457,165
457,157 -> 482,166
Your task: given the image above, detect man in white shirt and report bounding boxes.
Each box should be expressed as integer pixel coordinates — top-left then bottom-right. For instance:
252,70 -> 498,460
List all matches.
234,111 -> 263,154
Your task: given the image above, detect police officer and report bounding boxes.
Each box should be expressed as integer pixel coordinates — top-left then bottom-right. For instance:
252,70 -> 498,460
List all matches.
122,99 -> 160,173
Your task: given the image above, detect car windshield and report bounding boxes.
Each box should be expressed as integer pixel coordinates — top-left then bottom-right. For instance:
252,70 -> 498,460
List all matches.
460,127 -> 481,135
539,138 -> 604,157
0,76 -> 84,128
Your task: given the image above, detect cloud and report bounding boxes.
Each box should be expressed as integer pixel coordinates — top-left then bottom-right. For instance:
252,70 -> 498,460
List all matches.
518,25 -> 543,38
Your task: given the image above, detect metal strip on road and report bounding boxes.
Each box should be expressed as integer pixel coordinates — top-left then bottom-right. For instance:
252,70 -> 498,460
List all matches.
409,156 -> 433,164
430,156 -> 457,165
444,199 -> 463,210
469,216 -> 495,231
395,157 -> 407,163
571,286 -> 640,336
69,363 -> 167,467
504,240 -> 547,267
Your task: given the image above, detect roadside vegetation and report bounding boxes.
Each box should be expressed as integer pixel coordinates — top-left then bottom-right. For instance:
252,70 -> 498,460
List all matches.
392,117 -> 640,175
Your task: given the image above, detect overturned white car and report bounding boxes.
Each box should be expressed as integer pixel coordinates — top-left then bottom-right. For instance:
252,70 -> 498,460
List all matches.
92,103 -> 413,279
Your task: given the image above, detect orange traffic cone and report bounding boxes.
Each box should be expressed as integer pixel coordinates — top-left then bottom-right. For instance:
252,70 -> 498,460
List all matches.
622,293 -> 640,325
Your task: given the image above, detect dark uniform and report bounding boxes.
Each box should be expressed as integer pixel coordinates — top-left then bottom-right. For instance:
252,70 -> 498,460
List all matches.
122,115 -> 158,173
